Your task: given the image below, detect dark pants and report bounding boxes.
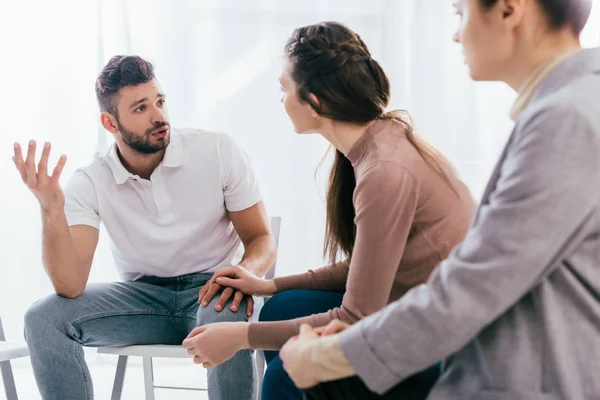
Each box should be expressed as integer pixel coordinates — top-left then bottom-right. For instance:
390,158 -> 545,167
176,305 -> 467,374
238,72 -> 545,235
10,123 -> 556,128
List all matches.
260,290 -> 345,400
259,289 -> 441,400
303,365 -> 441,400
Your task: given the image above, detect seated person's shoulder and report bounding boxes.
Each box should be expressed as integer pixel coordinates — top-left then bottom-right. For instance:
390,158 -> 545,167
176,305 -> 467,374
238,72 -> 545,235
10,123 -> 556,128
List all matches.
521,80 -> 600,132
67,150 -> 112,188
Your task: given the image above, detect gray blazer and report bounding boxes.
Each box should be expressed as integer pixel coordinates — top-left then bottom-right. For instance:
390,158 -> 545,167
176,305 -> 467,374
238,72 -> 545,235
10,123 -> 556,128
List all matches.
339,47 -> 600,400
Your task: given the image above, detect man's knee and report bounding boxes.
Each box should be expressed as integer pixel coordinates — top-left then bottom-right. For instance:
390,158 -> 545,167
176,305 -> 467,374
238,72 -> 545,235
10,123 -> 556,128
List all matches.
24,294 -> 70,340
196,295 -> 249,325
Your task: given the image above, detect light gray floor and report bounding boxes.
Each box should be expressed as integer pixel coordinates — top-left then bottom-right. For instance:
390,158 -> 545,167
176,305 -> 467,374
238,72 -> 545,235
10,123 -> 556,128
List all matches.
1,348 -> 209,400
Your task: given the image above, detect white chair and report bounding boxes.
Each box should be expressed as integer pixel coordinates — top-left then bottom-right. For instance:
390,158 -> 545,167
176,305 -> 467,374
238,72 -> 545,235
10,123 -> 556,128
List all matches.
253,256 -> 278,392
0,317 -> 29,400
98,216 -> 282,400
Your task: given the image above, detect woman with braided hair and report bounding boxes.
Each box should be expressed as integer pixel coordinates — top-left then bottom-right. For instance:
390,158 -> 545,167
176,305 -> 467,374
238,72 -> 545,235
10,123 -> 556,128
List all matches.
183,21 -> 475,399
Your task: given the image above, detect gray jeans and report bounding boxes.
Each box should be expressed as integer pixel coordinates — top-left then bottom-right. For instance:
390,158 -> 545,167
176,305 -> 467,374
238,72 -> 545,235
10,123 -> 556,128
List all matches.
23,272 -> 255,400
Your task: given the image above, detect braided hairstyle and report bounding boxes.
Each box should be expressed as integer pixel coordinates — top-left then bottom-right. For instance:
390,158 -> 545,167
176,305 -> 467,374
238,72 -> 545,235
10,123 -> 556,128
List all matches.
286,22 -> 388,124
286,22 -> 454,264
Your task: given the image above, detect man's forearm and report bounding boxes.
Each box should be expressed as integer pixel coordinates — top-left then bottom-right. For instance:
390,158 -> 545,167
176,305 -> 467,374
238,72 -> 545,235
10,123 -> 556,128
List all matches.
238,234 -> 277,277
41,208 -> 88,298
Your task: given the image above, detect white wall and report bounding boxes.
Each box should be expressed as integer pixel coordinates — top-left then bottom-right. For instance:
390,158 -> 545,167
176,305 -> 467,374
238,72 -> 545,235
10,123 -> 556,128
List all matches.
0,0 -> 598,342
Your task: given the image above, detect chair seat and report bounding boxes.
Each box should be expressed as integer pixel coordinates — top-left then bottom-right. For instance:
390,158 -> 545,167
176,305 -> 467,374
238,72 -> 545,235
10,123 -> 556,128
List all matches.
98,344 -> 193,359
0,341 -> 29,362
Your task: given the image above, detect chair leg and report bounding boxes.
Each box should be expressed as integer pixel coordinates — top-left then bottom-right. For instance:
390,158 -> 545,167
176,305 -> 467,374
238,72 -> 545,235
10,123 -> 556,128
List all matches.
110,355 -> 128,400
255,350 -> 266,400
142,357 -> 155,400
0,360 -> 19,400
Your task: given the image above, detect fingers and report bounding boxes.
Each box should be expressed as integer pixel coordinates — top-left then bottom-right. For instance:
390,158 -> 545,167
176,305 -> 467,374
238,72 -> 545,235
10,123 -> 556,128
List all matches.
25,140 -> 37,187
299,323 -> 314,336
13,143 -> 24,163
13,141 -> 65,187
280,337 -> 296,360
214,276 -> 242,290
50,155 -> 67,184
201,282 -> 222,307
211,266 -> 238,280
315,321 -> 334,335
13,143 -> 27,183
188,351 -> 214,368
199,276 -> 220,304
299,323 -> 319,340
184,326 -> 206,341
246,296 -> 254,318
321,320 -> 349,336
198,284 -> 209,305
230,290 -> 244,312
37,142 -> 51,183
192,356 -> 212,368
216,287 -> 234,312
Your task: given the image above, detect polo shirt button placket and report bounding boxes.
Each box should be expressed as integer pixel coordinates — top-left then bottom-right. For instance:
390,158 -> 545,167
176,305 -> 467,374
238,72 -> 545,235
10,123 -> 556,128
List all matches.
150,169 -> 174,220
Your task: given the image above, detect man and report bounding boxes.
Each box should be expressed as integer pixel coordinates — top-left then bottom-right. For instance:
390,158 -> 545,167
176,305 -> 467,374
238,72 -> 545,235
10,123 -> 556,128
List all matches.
14,55 -> 275,400
280,0 -> 600,399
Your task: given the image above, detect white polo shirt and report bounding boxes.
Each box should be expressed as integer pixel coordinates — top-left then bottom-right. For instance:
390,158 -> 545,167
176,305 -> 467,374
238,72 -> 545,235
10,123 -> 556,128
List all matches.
64,129 -> 261,281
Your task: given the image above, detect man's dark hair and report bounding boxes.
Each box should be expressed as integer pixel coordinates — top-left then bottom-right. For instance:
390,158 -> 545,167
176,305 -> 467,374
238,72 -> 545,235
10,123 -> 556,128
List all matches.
95,55 -> 155,116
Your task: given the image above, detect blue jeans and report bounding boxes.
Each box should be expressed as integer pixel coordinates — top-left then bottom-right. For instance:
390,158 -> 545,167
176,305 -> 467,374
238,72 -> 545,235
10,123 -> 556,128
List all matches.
259,290 -> 441,400
24,273 -> 256,400
259,290 -> 345,400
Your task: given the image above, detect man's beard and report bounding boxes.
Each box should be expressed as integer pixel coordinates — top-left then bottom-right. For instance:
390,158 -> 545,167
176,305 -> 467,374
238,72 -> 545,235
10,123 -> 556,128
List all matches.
118,119 -> 170,155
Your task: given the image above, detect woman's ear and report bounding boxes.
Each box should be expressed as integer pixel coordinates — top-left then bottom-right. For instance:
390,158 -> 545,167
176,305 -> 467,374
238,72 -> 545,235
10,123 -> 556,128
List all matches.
496,0 -> 526,28
308,93 -> 321,119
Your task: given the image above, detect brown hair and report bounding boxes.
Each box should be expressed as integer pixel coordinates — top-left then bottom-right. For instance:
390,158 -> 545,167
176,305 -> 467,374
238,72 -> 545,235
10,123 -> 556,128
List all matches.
286,22 -> 454,265
95,55 -> 155,116
480,0 -> 592,34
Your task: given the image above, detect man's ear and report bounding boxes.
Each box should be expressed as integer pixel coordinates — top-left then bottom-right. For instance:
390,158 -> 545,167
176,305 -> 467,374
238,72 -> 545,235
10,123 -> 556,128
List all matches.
100,112 -> 119,135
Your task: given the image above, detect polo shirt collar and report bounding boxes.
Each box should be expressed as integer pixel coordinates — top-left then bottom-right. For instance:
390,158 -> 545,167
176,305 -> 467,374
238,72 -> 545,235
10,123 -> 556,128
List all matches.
107,131 -> 184,185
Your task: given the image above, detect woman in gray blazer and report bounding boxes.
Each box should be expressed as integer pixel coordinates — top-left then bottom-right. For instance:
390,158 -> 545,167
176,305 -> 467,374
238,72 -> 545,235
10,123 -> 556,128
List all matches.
280,0 -> 599,399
